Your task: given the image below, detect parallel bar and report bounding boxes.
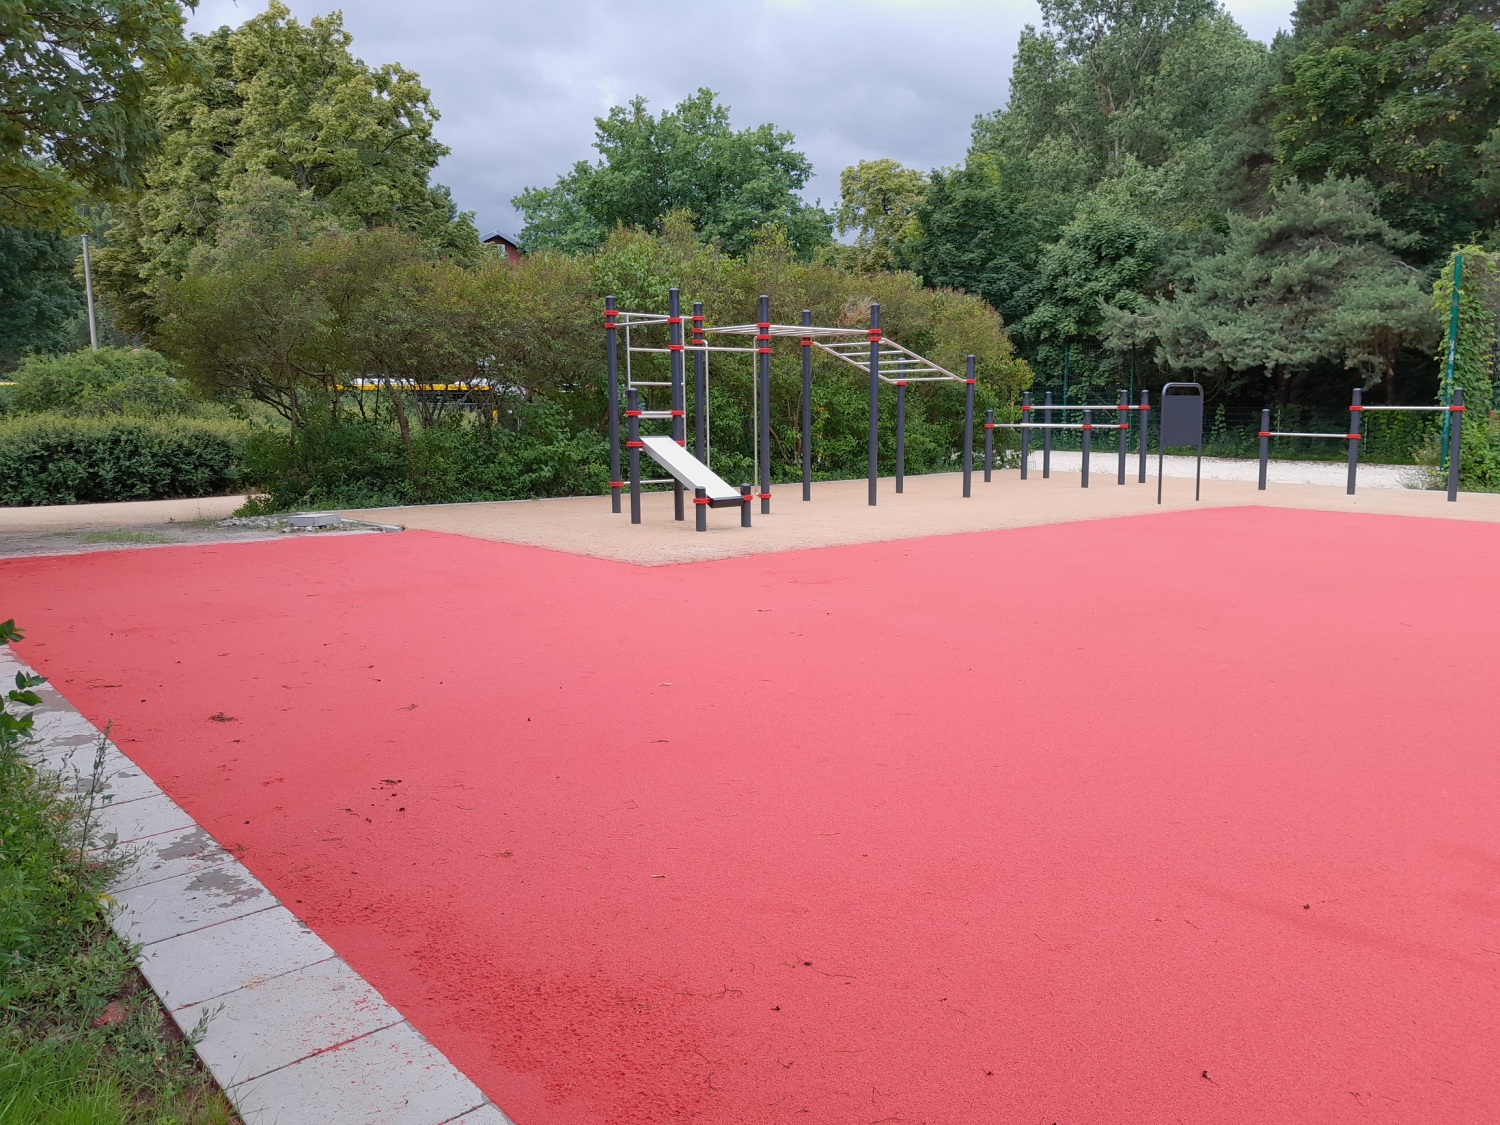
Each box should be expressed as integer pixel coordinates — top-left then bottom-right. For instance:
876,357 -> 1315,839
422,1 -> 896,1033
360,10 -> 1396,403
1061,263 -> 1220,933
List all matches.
1137,389 -> 1149,484
669,288 -> 686,521
1447,388 -> 1464,501
1356,405 -> 1451,412
1019,391 -> 1030,480
1346,387 -> 1361,496
693,302 -> 707,461
1042,391 -> 1052,478
895,374 -> 906,494
606,296 -> 621,514
1081,408 -> 1091,488
758,295 -> 772,515
1257,408 -> 1270,490
1262,431 -> 1350,439
801,309 -> 813,501
868,303 -> 880,506
988,422 -> 1127,430
627,388 -> 641,525
962,356 -> 975,498
1116,389 -> 1127,485
983,408 -> 994,482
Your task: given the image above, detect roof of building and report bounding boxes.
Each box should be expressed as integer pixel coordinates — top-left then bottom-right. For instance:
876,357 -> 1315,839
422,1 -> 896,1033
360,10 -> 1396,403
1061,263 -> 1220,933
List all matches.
481,229 -> 519,246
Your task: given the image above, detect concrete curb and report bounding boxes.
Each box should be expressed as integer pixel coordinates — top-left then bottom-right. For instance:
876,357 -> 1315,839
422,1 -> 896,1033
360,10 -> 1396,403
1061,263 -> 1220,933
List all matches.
2,646 -> 516,1125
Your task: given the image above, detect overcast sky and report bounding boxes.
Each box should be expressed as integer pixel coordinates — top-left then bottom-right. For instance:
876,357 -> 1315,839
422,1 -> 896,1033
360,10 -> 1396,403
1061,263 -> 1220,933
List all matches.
185,0 -> 1296,239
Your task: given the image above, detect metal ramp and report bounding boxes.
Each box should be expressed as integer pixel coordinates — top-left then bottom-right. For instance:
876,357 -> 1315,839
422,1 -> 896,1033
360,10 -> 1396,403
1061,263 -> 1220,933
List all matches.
639,436 -> 742,508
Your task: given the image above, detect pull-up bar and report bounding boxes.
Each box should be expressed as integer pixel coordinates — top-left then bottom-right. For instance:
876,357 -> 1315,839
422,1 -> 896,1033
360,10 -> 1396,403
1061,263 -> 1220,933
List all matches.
982,389 -> 1152,488
1256,387 -> 1465,500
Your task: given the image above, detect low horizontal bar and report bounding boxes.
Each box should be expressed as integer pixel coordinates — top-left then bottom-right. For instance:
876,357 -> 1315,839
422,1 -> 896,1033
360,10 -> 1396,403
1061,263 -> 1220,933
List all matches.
988,422 -> 1127,430
1353,405 -> 1450,412
1262,431 -> 1351,439
1023,404 -> 1130,412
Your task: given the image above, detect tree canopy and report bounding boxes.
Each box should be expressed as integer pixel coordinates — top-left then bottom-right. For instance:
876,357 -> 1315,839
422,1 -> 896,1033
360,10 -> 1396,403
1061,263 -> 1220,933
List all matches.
0,226 -> 84,369
93,1 -> 476,336
0,0 -> 197,229
1270,0 -> 1500,262
514,89 -> 833,259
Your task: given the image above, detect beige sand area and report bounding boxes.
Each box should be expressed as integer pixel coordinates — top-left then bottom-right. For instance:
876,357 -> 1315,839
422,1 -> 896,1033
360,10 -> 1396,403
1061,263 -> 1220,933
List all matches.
343,469 -> 1500,567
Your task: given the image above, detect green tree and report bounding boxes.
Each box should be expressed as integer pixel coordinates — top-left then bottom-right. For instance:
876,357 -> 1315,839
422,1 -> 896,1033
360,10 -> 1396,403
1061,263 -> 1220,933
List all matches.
94,1 -> 476,336
1271,0 -> 1500,260
0,0 -> 197,229
514,88 -> 832,259
835,159 -> 928,272
1431,247 -> 1500,487
0,227 -> 84,368
1110,177 -> 1435,403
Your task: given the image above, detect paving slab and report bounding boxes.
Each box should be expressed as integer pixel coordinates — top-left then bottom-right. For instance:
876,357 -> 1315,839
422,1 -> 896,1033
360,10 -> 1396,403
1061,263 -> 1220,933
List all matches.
112,862 -> 276,946
442,1106 -> 520,1124
141,906 -> 336,1009
230,1021 -> 489,1125
175,956 -> 401,1089
95,790 -> 196,847
110,823 -> 234,892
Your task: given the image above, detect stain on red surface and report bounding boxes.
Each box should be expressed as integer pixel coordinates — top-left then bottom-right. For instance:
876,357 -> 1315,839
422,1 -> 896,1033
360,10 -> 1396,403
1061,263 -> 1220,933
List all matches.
4,507 -> 1497,1123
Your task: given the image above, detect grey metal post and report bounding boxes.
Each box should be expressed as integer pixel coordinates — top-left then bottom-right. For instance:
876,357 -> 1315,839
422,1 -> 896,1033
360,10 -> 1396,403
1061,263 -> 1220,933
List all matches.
984,409 -> 994,482
867,302 -> 881,505
1258,407 -> 1270,490
606,296 -> 621,513
627,388 -> 641,524
693,301 -> 707,461
758,295 -> 772,514
962,355 -> 975,497
1116,389 -> 1127,484
1081,408 -> 1092,487
695,486 -> 707,532
1137,389 -> 1149,483
1346,387 -> 1361,496
81,234 -> 98,350
801,309 -> 813,501
1020,391 -> 1031,480
895,376 -> 906,493
1042,391 -> 1053,477
741,483 -> 753,526
669,288 -> 686,520
1447,387 -> 1464,502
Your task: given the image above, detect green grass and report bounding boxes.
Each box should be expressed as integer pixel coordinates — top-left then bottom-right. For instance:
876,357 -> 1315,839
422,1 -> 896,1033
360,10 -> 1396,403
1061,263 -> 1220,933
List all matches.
0,705 -> 237,1124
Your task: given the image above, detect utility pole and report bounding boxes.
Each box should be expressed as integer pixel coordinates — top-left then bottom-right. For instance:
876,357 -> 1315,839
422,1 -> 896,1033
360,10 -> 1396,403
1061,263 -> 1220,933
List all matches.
81,234 -> 99,350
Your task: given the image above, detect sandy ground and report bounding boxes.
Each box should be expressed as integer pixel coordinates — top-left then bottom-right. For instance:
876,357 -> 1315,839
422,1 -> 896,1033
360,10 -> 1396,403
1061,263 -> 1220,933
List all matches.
345,468 -> 1500,567
0,494 -> 247,533
1034,450 -> 1423,488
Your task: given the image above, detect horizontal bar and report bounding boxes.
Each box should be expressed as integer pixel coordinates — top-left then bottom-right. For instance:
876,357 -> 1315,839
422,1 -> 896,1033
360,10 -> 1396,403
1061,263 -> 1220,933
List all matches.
1022,403 -> 1128,412
1262,431 -> 1350,439
628,380 -> 672,386
988,422 -> 1127,430
1354,405 -> 1448,413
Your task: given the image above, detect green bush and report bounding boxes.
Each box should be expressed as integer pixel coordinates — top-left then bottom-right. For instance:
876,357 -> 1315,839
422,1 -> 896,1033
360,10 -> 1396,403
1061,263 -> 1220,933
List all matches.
0,416 -> 248,505
4,347 -> 196,417
240,398 -> 611,511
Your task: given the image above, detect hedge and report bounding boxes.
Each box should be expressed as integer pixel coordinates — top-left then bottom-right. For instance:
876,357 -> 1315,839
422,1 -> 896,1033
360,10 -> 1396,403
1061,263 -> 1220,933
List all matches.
0,415 -> 249,506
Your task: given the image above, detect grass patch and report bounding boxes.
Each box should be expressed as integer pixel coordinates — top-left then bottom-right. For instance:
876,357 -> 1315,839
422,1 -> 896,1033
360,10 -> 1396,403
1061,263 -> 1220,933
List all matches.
1,621 -> 237,1124
78,531 -> 171,545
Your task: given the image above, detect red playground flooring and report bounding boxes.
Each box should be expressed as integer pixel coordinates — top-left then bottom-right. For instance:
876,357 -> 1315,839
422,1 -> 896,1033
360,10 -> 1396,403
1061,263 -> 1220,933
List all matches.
5,506 -> 1498,1123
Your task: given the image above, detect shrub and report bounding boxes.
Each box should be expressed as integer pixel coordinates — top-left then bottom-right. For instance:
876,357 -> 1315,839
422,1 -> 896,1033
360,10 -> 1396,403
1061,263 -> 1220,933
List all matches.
5,347 -> 196,417
0,415 -> 247,505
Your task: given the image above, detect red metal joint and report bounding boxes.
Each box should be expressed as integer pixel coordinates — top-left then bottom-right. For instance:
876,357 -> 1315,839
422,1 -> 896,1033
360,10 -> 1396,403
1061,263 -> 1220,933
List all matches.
868,329 -> 882,341
667,316 -> 681,325
1257,432 -> 1271,438
670,410 -> 684,417
758,492 -> 772,500
609,480 -> 624,488
625,409 -> 642,417
966,378 -> 976,386
1349,404 -> 1364,411
693,497 -> 711,506
801,338 -> 812,347
667,343 -> 684,351
1450,404 -> 1466,412
1346,433 -> 1362,440
896,380 -> 907,387
625,440 -> 643,449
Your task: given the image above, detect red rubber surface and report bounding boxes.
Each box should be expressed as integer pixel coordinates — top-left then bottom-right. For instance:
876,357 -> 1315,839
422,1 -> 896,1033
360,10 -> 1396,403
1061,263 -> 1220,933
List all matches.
5,507 -> 1498,1123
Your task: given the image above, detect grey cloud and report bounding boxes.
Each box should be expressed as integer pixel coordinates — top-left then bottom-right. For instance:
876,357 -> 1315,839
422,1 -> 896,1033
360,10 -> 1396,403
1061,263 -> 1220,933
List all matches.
188,1 -> 1292,238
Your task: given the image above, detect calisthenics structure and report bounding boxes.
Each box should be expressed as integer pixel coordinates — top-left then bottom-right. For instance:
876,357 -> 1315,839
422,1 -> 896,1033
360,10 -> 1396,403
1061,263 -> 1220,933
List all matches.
980,389 -> 1153,487
605,290 -> 977,529
1256,387 -> 1466,501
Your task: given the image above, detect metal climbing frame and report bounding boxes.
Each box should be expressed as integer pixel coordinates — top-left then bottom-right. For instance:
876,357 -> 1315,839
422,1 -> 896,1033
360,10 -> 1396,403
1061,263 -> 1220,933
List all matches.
605,294 -> 977,521
1256,387 -> 1466,501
